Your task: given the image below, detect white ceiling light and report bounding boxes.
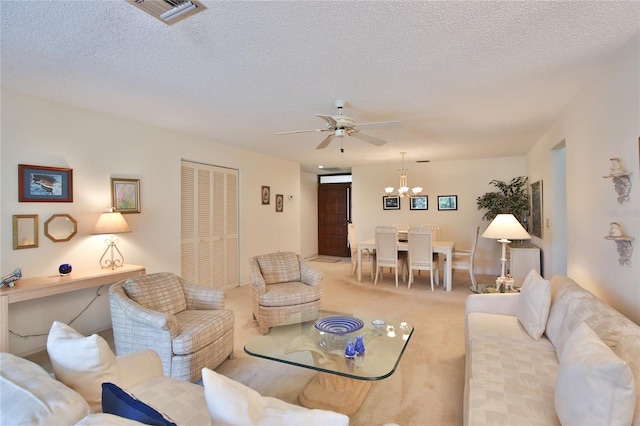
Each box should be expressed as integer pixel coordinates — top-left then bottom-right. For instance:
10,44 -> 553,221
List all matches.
385,152 -> 423,198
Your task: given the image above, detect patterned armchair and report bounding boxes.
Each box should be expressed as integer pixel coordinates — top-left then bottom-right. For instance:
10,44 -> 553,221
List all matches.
249,252 -> 323,334
109,272 -> 234,383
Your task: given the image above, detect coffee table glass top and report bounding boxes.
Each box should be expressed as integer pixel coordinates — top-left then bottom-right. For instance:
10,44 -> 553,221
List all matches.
244,310 -> 413,380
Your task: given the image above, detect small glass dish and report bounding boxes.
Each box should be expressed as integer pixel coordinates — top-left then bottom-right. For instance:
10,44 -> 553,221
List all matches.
371,319 -> 386,328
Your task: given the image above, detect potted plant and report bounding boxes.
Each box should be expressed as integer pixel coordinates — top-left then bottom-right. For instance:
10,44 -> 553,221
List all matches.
476,176 -> 530,226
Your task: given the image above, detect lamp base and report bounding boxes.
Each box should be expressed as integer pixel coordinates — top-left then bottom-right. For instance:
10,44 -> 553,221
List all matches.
99,237 -> 125,270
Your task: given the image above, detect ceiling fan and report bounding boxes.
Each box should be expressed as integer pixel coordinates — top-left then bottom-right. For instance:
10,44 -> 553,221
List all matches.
276,100 -> 401,150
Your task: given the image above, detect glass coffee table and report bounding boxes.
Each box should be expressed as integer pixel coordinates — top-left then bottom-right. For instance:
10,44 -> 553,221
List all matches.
244,310 -> 413,415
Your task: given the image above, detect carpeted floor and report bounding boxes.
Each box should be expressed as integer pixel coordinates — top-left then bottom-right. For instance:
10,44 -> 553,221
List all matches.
28,258 -> 482,425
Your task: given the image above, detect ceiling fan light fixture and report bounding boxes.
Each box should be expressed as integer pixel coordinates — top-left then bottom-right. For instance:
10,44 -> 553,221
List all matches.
335,129 -> 345,137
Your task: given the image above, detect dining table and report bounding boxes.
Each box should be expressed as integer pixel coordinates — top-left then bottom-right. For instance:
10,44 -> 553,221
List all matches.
356,238 -> 455,291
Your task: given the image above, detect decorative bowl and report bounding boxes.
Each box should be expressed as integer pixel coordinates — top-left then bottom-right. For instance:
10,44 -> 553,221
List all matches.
371,319 -> 386,328
314,316 -> 364,335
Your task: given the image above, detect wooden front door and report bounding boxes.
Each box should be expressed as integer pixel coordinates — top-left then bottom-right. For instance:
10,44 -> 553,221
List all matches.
318,182 -> 351,257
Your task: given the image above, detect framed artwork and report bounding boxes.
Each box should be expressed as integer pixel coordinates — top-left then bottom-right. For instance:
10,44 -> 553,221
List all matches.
261,186 -> 270,205
410,196 -> 428,210
18,164 -> 73,202
111,178 -> 141,213
530,180 -> 543,238
13,214 -> 38,249
437,195 -> 457,211
383,196 -> 400,210
275,194 -> 284,212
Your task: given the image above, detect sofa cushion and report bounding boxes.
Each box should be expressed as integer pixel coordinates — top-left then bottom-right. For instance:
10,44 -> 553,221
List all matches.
258,281 -> 321,307
612,332 -> 640,426
516,270 -> 551,340
0,352 -> 91,425
201,367 -> 350,426
256,252 -> 301,284
102,382 -> 176,426
555,322 -> 636,426
123,272 -> 187,315
467,377 -> 560,425
47,321 -> 121,413
466,312 -> 556,352
130,375 -> 212,425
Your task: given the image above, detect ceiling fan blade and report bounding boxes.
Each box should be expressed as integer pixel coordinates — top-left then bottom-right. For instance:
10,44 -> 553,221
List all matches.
276,128 -> 327,135
316,134 -> 335,150
315,114 -> 338,129
355,120 -> 402,130
349,131 -> 388,146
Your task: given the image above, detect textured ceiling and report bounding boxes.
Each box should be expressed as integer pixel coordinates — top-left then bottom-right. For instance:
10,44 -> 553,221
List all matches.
2,1 -> 639,173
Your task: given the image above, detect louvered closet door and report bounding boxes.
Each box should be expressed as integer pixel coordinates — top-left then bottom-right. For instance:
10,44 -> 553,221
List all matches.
181,161 -> 239,289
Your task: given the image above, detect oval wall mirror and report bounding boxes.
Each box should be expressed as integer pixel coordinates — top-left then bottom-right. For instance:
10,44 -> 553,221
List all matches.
45,214 -> 78,242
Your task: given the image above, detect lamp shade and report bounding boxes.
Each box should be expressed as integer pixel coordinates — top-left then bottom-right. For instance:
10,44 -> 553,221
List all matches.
481,214 -> 531,240
92,210 -> 131,235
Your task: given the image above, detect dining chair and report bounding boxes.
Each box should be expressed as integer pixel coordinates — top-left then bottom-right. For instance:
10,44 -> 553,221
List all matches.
407,226 -> 440,290
392,223 -> 410,241
374,226 -> 406,287
420,224 -> 440,241
348,223 -> 375,278
447,226 -> 480,291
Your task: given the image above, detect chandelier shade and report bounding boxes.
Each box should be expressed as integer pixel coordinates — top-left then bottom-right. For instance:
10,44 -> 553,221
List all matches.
384,152 -> 423,197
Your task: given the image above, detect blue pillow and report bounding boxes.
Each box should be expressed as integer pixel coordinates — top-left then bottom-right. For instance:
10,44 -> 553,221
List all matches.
102,382 -> 177,426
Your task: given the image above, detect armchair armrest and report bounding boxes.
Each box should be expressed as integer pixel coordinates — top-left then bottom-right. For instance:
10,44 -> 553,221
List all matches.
249,257 -> 267,293
465,293 -> 520,316
182,281 -> 225,310
299,257 -> 324,286
116,350 -> 164,389
110,289 -> 178,334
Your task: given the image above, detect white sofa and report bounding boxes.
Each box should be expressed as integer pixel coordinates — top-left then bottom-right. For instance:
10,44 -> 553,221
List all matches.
464,272 -> 640,426
0,322 -> 349,425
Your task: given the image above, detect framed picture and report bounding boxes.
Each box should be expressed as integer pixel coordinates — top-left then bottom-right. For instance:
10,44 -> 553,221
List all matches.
437,195 -> 457,211
383,196 -> 400,210
18,164 -> 73,202
13,214 -> 38,249
261,186 -> 270,205
275,194 -> 284,212
410,196 -> 428,210
530,180 -> 543,238
111,178 -> 141,213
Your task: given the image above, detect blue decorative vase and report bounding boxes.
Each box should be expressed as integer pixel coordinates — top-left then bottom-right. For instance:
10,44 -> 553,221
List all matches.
345,341 -> 356,359
59,264 -> 72,276
355,335 -> 366,355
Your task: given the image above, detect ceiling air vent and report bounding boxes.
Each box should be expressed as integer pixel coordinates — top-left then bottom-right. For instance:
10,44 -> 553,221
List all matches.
126,0 -> 206,25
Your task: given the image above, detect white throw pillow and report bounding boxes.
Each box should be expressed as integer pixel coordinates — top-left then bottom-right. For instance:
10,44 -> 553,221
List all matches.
555,322 -> 636,426
516,269 -> 551,340
46,321 -> 121,413
201,368 -> 349,426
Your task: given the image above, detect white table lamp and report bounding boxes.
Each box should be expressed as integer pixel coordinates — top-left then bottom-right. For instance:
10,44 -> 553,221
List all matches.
481,214 -> 531,287
92,208 -> 132,269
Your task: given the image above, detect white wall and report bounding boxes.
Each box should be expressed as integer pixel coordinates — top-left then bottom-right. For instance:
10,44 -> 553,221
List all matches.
526,33 -> 640,324
352,157 -> 527,275
1,89 -> 303,355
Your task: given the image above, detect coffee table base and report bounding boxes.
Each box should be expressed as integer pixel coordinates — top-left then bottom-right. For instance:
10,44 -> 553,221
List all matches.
299,372 -> 373,416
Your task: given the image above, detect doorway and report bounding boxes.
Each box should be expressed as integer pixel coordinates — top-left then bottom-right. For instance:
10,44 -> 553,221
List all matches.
318,182 -> 351,257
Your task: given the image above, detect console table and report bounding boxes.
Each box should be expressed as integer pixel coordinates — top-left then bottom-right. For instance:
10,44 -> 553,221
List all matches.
0,264 -> 145,352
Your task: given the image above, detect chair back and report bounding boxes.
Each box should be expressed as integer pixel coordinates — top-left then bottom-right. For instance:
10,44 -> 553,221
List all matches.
375,226 -> 399,267
420,224 -> 441,241
407,226 -> 435,268
470,226 -> 480,256
347,223 -> 357,257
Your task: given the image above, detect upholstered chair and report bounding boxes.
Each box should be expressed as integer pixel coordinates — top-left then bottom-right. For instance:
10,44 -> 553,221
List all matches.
249,252 -> 323,334
109,272 -> 234,383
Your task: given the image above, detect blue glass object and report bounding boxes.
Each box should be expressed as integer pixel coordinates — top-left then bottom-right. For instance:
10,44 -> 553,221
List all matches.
59,264 -> 72,276
345,340 -> 356,359
355,335 -> 365,355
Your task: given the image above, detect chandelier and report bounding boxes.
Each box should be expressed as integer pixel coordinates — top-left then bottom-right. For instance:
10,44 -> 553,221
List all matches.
384,152 -> 423,198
